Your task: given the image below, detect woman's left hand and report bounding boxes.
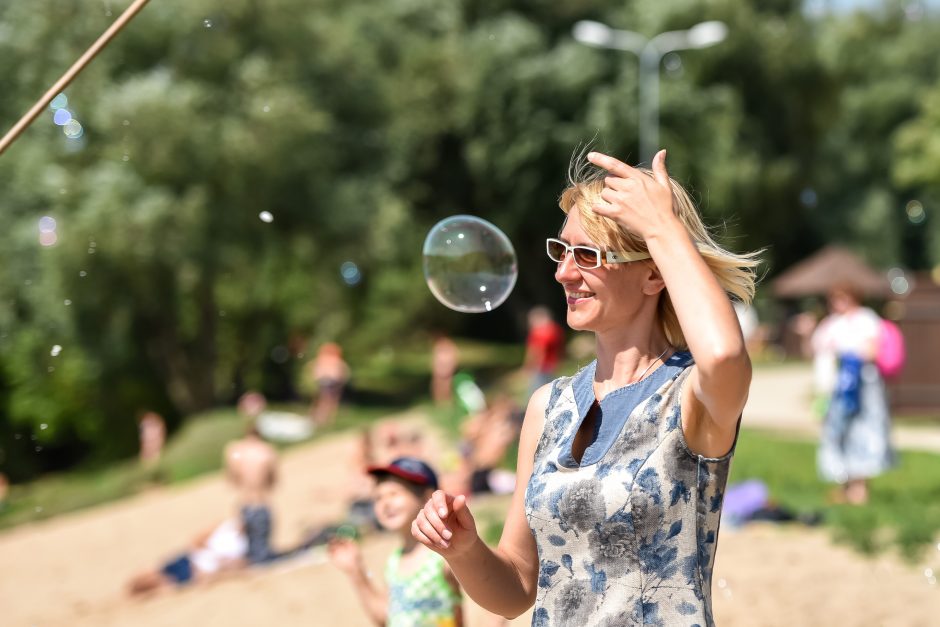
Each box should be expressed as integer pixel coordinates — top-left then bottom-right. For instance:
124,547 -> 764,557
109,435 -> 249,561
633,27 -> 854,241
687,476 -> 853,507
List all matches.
587,149 -> 676,241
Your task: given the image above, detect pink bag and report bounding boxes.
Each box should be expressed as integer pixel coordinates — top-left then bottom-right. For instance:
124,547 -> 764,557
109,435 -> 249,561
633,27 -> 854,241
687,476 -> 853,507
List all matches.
876,319 -> 906,379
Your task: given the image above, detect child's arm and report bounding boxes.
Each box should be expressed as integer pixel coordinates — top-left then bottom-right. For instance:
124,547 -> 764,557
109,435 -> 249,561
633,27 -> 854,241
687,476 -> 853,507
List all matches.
328,539 -> 387,626
444,565 -> 465,627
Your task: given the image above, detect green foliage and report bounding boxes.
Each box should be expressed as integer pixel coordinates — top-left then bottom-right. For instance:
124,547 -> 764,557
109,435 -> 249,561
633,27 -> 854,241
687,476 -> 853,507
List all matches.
2,0 -> 940,479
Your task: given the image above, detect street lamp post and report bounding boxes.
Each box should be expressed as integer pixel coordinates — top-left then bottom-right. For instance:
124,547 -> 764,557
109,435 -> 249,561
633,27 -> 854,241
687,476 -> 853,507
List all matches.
573,20 -> 728,164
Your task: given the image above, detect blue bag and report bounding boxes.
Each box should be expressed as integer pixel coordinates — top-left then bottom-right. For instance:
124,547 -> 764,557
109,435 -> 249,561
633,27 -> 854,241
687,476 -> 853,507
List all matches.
833,354 -> 863,417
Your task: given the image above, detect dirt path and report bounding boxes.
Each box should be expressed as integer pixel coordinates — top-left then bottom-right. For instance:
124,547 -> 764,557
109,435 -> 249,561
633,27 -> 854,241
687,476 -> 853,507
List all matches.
2,409 -> 939,626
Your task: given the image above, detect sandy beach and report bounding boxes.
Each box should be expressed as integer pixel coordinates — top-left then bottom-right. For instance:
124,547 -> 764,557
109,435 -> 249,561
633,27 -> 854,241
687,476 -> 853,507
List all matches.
2,413 -> 938,627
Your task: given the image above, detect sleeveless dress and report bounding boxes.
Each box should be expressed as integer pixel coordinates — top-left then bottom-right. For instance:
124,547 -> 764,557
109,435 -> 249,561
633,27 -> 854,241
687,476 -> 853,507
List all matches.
524,351 -> 735,627
385,547 -> 461,627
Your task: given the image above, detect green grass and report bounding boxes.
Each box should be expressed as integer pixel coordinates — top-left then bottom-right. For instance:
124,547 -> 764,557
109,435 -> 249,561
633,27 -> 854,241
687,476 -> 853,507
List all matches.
731,429 -> 940,561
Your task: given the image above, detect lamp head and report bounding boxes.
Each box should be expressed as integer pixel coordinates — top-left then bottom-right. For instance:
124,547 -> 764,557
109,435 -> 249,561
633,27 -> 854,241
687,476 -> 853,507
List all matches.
687,21 -> 728,48
573,20 -> 614,47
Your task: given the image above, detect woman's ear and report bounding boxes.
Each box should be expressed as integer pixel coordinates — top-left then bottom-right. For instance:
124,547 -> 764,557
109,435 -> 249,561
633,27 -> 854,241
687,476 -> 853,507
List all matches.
641,263 -> 666,296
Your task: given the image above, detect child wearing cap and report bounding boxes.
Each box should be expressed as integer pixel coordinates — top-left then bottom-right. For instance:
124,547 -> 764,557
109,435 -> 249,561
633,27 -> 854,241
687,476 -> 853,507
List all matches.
329,457 -> 464,627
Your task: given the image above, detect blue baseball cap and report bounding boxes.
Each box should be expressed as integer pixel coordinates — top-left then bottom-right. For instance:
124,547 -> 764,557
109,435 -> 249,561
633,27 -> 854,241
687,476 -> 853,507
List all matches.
367,457 -> 439,491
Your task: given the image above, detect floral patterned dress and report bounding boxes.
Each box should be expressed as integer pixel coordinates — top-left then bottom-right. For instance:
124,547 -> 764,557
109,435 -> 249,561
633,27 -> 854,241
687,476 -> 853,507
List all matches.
524,351 -> 735,626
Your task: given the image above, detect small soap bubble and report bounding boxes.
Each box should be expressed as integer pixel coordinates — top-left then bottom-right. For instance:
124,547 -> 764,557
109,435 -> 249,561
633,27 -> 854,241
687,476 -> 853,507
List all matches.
49,93 -> 68,111
259,211 -> 274,223
270,345 -> 290,364
340,261 -> 361,286
64,299 -> 72,306
263,105 -> 271,113
40,423 -> 48,430
79,270 -> 87,277
422,215 -> 517,313
63,119 -> 84,139
35,506 -> 43,513
53,109 -> 72,126
906,200 -> 926,224
39,231 -> 58,247
122,154 -> 130,162
38,216 -> 57,233
50,345 -> 62,357
203,19 -> 213,28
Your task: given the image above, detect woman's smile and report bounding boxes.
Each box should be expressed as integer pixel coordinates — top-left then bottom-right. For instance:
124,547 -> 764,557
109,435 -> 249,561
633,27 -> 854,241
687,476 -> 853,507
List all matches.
566,290 -> 595,305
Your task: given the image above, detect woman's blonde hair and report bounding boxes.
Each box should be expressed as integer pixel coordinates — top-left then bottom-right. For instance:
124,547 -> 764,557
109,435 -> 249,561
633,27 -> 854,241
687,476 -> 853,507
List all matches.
558,155 -> 762,350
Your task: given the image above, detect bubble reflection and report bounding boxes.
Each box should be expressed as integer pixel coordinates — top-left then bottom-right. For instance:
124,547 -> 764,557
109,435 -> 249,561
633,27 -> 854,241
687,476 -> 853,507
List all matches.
259,211 -> 274,223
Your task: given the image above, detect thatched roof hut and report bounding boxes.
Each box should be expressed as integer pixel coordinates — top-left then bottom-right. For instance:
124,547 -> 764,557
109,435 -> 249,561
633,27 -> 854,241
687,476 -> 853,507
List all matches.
772,245 -> 889,298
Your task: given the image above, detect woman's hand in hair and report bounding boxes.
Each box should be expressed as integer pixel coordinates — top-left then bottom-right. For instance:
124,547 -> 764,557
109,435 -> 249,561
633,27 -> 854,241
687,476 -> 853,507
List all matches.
587,149 -> 677,241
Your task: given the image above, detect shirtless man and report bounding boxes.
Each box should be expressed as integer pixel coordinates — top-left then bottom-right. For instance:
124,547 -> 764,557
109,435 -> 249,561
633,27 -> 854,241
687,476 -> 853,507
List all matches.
224,423 -> 278,564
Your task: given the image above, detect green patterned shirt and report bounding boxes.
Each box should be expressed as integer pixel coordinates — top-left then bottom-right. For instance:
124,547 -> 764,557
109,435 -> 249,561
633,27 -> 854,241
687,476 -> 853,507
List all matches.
384,547 -> 461,627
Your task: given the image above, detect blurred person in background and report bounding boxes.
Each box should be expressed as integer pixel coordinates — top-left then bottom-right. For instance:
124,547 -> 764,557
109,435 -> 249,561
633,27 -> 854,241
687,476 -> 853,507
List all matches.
522,306 -> 565,396
431,333 -> 460,406
308,342 -> 350,426
410,149 -> 759,625
455,394 -> 521,495
137,411 -> 166,470
237,390 -> 267,420
329,457 -> 465,627
225,421 -> 279,563
0,472 -> 8,512
127,517 -> 248,596
812,285 -> 895,505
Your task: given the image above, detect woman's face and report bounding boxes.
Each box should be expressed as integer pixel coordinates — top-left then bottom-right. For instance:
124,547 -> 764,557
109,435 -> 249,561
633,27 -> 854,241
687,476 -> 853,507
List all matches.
828,289 -> 857,315
554,210 -> 648,333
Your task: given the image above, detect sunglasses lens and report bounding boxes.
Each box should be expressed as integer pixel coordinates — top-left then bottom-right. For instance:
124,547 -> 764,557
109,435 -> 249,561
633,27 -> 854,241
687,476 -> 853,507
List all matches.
572,247 -> 599,268
547,240 -> 567,262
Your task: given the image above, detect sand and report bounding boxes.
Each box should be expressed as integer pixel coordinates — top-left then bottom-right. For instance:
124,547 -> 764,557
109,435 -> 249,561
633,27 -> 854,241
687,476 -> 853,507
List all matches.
1,414 -> 938,627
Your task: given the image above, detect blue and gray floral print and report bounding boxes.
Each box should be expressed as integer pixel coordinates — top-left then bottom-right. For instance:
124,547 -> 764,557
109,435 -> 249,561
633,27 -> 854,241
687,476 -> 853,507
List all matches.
524,352 -> 734,627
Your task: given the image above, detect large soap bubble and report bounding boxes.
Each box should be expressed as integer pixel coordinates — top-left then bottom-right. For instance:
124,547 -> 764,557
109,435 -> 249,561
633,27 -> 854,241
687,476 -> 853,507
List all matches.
423,215 -> 517,313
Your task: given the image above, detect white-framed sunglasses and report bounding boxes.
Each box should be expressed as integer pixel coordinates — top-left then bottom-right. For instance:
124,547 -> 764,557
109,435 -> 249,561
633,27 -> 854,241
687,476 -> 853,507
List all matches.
546,238 -> 651,269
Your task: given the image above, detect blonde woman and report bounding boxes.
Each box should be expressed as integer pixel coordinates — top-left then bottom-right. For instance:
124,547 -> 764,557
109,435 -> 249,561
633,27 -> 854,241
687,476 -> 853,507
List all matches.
411,149 -> 760,626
